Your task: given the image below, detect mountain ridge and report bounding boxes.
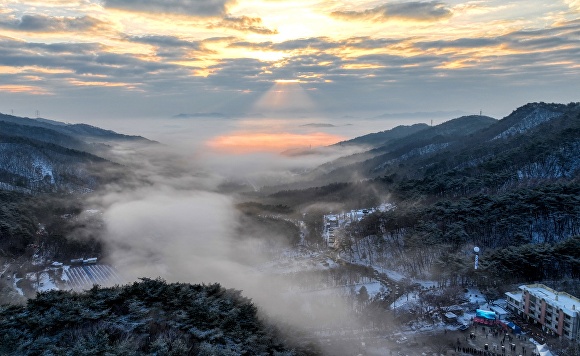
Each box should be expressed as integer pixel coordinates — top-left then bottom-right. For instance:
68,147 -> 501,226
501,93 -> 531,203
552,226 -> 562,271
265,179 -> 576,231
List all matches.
0,113 -> 153,193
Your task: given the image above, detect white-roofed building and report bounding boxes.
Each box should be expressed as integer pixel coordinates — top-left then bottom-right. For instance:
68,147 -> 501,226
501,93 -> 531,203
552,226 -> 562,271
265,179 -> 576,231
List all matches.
505,284 -> 580,341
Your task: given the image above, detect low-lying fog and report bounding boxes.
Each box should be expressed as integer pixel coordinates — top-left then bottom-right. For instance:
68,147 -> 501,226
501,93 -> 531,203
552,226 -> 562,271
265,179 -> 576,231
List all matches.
77,113 -> 440,341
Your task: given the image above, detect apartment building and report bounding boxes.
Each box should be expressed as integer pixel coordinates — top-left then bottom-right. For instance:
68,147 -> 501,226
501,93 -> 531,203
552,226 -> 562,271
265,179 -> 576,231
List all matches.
505,284 -> 579,341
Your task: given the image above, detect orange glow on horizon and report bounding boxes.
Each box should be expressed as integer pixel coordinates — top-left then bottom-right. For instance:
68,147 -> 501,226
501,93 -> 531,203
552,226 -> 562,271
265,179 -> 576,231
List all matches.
0,84 -> 52,95
206,132 -> 344,154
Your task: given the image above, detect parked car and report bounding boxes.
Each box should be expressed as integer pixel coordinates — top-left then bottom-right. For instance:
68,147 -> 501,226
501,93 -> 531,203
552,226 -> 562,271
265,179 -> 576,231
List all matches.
459,324 -> 469,331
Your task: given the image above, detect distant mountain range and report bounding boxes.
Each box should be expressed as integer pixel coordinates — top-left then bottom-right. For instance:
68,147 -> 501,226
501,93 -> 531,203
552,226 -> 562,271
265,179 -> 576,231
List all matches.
2,102 -> 579,196
262,102 -> 580,195
0,113 -> 154,193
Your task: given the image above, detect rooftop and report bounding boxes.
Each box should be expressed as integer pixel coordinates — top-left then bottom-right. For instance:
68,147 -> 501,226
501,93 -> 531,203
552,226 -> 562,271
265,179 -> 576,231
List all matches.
517,284 -> 580,315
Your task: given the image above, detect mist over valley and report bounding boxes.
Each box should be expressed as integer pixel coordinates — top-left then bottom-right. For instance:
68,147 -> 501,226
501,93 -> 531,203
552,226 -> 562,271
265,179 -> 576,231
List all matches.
2,102 -> 580,355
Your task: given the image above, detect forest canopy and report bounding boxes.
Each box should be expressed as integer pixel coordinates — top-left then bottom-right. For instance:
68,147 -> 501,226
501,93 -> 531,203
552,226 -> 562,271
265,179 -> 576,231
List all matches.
0,278 -> 318,355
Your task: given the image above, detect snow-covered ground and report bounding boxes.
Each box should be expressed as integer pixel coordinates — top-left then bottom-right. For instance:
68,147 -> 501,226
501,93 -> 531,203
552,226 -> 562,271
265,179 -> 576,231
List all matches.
6,262 -> 123,297
26,271 -> 59,292
12,274 -> 24,296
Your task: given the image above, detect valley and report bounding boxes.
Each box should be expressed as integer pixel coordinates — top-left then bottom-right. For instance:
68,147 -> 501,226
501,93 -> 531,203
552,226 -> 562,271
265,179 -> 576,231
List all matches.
1,102 -> 580,355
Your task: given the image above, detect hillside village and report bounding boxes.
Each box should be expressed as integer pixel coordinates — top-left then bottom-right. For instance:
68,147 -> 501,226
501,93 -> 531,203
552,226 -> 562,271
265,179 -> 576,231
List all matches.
1,102 -> 580,355
313,203 -> 580,355
4,199 -> 579,355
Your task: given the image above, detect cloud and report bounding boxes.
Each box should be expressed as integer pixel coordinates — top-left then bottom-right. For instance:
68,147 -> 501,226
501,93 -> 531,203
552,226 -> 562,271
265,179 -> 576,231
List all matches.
414,20 -> 580,54
0,84 -> 52,95
564,0 -> 580,11
332,1 -> 453,22
0,37 -> 188,94
205,58 -> 269,86
103,0 -> 235,17
0,14 -> 106,33
126,35 -> 204,49
124,35 -> 210,59
207,15 -> 278,34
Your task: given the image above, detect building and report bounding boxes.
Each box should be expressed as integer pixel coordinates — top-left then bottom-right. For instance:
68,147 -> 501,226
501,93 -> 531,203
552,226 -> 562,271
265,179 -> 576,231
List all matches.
505,284 -> 580,341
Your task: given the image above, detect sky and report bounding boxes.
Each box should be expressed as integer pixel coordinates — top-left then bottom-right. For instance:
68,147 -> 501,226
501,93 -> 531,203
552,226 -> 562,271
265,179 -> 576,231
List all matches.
0,0 -> 579,141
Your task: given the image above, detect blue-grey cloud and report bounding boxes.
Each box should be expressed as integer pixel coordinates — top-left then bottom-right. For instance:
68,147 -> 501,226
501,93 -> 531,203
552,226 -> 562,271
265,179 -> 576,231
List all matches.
103,0 -> 234,17
124,35 -> 210,59
208,16 -> 278,34
126,35 -> 203,49
0,38 -> 180,82
228,37 -> 345,52
0,14 -> 105,32
332,1 -> 453,22
414,20 -> 580,54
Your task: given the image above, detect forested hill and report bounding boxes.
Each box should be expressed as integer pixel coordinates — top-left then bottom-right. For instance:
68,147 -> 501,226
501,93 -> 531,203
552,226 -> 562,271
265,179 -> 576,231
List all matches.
333,123 -> 429,148
0,113 -> 151,144
0,113 -> 152,193
261,102 -> 580,287
387,102 -> 580,197
281,102 -> 578,192
0,279 -> 318,355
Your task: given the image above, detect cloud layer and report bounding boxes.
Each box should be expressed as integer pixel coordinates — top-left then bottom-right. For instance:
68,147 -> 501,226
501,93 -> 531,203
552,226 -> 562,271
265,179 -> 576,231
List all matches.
103,0 -> 235,16
0,14 -> 105,32
332,1 -> 453,22
0,0 -> 579,121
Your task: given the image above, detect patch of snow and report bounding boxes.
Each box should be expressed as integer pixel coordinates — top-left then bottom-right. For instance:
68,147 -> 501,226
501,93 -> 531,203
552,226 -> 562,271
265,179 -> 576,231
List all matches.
0,263 -> 9,276
373,143 -> 451,171
36,272 -> 58,292
0,182 -> 32,194
12,274 -> 24,296
517,141 -> 580,180
32,156 -> 54,184
377,202 -> 396,212
465,287 -> 486,305
61,265 -> 70,281
356,281 -> 383,297
493,108 -> 561,140
399,142 -> 451,160
383,269 -> 405,282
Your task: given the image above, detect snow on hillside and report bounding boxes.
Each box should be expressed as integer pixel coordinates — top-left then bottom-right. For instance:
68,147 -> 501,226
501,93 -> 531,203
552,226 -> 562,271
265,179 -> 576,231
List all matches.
493,107 -> 561,140
0,143 -> 54,184
399,142 -> 451,160
374,142 -> 451,171
32,156 -> 54,184
517,141 -> 580,180
0,182 -> 31,193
